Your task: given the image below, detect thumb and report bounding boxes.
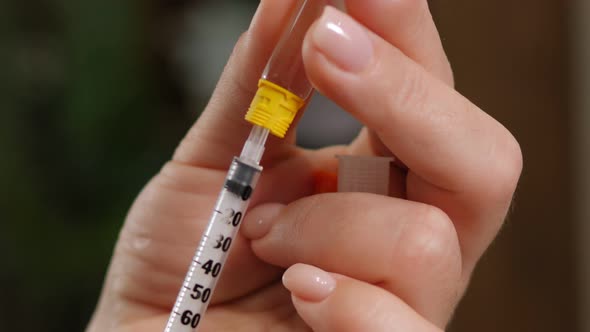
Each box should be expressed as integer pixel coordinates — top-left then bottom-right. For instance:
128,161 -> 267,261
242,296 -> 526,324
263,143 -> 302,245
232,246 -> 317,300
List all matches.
173,0 -> 303,169
283,264 -> 444,332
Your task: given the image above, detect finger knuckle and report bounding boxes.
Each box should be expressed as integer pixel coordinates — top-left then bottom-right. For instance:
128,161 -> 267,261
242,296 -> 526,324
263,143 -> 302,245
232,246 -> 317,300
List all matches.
440,58 -> 456,87
396,205 -> 460,277
501,133 -> 524,187
290,195 -> 323,240
391,63 -> 429,113
487,130 -> 524,199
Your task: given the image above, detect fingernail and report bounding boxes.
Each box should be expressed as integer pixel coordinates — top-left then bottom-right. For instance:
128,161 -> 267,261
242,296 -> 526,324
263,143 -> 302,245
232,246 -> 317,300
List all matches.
283,264 -> 336,302
242,203 -> 285,239
311,6 -> 373,73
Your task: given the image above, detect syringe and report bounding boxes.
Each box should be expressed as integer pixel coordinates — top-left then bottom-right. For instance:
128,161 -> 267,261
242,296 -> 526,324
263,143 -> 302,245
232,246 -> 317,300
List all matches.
163,1 -> 328,331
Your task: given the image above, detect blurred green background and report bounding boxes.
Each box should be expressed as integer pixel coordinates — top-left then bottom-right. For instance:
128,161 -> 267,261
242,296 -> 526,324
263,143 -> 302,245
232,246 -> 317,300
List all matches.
0,0 -> 583,331
1,0 -> 209,330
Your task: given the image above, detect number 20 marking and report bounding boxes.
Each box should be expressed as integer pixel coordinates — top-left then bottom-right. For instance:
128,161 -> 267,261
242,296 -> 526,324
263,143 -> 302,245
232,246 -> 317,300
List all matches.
223,209 -> 243,227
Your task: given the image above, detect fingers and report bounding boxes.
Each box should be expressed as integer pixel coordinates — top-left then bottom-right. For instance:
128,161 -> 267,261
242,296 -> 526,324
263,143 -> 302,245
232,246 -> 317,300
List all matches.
173,0 -> 299,169
304,6 -> 521,196
303,7 -> 522,271
243,194 -> 462,326
283,264 -> 442,332
109,164 -> 283,309
345,0 -> 453,85
343,0 -> 453,165
101,146 -> 345,317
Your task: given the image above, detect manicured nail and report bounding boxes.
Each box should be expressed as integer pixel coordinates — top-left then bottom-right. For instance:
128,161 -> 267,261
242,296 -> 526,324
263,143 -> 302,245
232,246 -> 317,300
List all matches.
241,203 -> 285,239
311,6 -> 373,72
283,264 -> 336,302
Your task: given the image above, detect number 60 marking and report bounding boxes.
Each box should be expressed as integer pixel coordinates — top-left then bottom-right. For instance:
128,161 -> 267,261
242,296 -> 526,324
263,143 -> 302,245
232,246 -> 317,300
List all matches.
180,310 -> 201,328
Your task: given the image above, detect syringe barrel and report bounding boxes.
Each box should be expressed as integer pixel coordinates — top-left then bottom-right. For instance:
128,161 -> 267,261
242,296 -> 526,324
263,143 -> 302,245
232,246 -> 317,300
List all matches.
163,158 -> 261,332
262,0 -> 329,101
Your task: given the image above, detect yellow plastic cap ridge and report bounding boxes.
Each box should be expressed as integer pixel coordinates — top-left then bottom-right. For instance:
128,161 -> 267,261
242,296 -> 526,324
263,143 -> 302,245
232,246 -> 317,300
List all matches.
245,79 -> 305,138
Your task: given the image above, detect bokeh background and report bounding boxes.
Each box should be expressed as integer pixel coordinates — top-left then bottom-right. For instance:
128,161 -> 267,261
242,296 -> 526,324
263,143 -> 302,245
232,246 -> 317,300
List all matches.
1,0 -> 586,331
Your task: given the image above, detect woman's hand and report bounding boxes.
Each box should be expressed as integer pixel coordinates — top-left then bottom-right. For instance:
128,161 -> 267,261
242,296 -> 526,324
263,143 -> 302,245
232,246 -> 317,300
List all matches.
87,0 -> 522,331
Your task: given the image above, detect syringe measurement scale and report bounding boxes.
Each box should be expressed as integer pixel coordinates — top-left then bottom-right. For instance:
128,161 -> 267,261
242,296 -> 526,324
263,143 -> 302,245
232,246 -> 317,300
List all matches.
164,1 -> 328,331
165,150 -> 263,331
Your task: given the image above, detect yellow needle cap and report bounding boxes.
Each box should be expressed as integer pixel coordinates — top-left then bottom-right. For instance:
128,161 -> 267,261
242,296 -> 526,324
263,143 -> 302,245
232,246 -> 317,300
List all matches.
245,79 -> 305,138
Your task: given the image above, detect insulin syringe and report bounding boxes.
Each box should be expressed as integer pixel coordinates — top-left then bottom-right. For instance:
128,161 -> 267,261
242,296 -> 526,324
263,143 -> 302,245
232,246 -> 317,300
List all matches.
163,1 -> 329,331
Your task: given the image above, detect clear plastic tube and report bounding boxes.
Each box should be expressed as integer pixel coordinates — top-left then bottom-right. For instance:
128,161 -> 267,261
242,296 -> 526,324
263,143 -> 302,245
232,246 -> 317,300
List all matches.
240,125 -> 270,165
263,0 -> 329,100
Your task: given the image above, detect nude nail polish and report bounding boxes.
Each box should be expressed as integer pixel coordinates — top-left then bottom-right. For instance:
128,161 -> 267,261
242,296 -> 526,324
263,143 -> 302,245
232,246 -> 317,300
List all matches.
311,6 -> 374,72
283,263 -> 336,302
241,203 -> 285,239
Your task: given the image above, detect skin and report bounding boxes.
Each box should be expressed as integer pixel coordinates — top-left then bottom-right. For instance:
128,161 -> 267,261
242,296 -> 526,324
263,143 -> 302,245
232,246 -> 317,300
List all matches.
87,0 -> 523,331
